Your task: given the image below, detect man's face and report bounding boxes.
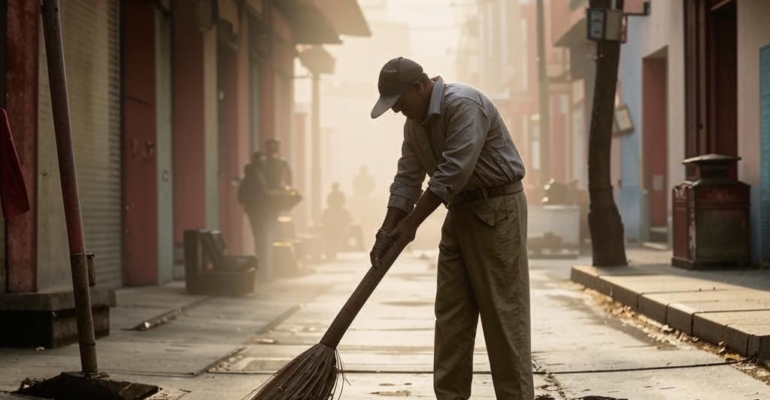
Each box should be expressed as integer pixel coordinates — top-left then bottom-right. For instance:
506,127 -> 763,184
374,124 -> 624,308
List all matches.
391,81 -> 430,121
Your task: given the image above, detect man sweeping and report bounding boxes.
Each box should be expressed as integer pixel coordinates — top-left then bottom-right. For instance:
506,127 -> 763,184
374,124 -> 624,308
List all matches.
369,57 -> 534,400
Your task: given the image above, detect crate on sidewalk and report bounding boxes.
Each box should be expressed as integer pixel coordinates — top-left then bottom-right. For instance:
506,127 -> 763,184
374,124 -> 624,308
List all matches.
183,229 -> 257,296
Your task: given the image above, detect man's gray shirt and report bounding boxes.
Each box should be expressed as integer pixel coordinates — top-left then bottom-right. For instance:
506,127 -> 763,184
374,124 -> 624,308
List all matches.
388,77 -> 526,212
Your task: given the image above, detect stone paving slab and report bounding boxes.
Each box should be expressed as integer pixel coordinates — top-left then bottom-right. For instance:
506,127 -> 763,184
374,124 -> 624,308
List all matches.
534,346 -> 726,374
557,363 -> 770,400
115,282 -> 205,310
669,299 -> 770,336
197,372 -> 551,400
602,275 -> 742,309
570,265 -> 666,293
108,372 -> 263,400
220,344 -> 493,374
1,341 -> 243,377
692,311 -> 770,357
640,290 -> 755,325
0,271 -> 332,396
571,264 -> 770,365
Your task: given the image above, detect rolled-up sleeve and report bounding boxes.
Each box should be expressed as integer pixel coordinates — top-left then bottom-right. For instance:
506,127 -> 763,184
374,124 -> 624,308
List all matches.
428,99 -> 490,203
388,133 -> 426,213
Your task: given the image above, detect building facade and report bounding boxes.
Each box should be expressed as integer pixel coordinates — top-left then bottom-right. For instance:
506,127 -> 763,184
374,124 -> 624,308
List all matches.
0,0 -> 369,326
619,0 -> 770,265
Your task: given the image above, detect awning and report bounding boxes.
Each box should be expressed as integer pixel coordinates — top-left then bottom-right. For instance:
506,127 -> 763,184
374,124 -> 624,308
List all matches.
273,0 -> 371,45
315,0 -> 370,37
554,17 -> 586,48
298,45 -> 335,74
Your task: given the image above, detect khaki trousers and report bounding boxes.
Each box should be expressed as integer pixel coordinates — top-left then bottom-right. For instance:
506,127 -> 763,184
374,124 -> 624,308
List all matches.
434,191 -> 533,400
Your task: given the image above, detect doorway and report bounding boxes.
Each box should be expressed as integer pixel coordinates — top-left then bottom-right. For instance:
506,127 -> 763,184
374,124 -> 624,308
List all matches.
156,4 -> 173,283
642,53 -> 668,242
684,0 -> 738,175
122,0 -> 173,285
760,45 -> 770,266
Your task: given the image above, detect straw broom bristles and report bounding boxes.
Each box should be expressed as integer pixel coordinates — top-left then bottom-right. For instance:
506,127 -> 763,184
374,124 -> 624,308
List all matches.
248,241 -> 409,400
250,343 -> 343,400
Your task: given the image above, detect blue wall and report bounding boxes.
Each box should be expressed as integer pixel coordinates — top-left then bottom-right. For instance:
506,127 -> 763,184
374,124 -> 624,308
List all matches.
617,18 -> 645,242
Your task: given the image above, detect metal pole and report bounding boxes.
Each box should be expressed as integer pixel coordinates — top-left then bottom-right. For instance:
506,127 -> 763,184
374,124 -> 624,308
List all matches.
536,0 -> 551,187
311,72 -> 321,223
40,0 -> 98,374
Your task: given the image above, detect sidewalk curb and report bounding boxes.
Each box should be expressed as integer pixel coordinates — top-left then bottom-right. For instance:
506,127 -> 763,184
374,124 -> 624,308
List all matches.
570,265 -> 770,367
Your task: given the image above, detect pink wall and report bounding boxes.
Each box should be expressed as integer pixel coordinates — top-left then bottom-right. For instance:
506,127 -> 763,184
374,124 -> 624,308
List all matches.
172,1 -> 207,246
123,0 -> 158,285
218,43 -> 241,254
217,16 -> 252,255
6,0 -> 39,293
237,14 -> 252,251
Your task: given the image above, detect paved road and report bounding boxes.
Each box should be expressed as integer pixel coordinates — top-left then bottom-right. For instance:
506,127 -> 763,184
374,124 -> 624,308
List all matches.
4,250 -> 770,400
213,251 -> 770,400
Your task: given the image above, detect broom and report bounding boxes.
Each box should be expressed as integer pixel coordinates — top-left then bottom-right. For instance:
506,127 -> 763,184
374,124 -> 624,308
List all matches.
249,239 -> 410,400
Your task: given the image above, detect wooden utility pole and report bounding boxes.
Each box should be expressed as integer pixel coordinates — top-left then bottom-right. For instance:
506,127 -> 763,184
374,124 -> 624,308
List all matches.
587,0 -> 628,266
41,0 -> 99,374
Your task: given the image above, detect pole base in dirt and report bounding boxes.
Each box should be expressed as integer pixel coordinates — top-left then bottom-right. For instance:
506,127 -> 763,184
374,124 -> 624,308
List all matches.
15,372 -> 159,400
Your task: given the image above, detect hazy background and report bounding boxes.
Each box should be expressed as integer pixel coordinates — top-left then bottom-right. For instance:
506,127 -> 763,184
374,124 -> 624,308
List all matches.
295,0 -> 472,249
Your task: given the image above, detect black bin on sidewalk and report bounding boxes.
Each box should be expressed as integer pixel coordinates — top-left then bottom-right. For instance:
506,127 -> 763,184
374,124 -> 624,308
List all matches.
184,229 -> 257,296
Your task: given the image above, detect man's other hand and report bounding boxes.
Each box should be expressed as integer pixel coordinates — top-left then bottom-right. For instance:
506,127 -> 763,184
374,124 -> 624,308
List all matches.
388,218 -> 417,248
370,229 -> 392,267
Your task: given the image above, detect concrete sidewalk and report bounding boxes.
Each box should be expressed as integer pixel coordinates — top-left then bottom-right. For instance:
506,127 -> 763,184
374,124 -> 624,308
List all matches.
572,249 -> 770,366
0,273 -> 333,399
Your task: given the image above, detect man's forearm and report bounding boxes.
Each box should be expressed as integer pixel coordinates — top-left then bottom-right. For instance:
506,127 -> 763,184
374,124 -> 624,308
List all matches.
380,207 -> 409,231
401,188 -> 443,228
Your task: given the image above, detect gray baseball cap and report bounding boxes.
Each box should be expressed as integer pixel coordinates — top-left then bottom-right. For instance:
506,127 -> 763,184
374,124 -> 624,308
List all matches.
370,57 -> 424,119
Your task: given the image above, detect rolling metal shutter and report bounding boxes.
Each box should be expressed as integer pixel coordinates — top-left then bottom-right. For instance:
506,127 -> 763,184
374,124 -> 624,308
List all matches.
39,1 -> 123,288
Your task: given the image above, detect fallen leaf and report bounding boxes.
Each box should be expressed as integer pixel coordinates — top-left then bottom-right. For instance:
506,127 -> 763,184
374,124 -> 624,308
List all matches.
717,347 -> 727,355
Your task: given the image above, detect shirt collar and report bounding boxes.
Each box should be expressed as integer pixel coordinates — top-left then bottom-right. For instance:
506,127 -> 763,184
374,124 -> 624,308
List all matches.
421,76 -> 445,126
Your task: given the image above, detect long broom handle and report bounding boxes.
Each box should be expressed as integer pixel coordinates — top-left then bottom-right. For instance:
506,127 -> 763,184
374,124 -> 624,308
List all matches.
320,240 -> 410,348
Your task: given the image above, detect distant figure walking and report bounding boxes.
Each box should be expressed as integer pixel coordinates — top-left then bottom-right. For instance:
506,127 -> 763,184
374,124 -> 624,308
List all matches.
350,165 -> 377,249
353,165 -> 375,199
238,151 -> 272,281
321,183 -> 352,260
264,138 -> 292,191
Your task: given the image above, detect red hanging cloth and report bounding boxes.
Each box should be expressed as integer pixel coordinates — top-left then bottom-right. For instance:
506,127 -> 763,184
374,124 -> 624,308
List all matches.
0,108 -> 30,218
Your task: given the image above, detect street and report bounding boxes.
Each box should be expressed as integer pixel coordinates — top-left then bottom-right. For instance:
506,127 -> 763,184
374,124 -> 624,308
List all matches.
5,249 -> 770,399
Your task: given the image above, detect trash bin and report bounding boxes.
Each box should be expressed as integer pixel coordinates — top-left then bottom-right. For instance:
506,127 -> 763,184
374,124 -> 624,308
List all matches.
671,154 -> 750,269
